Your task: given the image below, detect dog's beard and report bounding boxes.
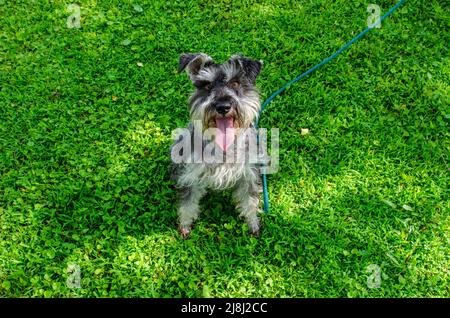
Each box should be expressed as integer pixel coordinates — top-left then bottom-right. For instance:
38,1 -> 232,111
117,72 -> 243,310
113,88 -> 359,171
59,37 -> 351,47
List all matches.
199,104 -> 255,151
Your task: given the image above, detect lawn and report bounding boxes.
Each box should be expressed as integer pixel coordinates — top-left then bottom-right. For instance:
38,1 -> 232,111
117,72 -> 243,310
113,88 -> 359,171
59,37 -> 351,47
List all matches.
0,0 -> 448,297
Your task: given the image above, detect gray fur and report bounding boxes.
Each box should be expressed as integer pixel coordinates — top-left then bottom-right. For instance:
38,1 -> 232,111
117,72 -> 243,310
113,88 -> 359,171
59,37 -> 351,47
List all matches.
173,53 -> 264,238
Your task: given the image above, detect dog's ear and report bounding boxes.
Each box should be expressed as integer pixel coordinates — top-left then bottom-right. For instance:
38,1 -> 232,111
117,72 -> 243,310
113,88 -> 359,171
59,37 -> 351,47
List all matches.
233,55 -> 263,84
178,53 -> 213,76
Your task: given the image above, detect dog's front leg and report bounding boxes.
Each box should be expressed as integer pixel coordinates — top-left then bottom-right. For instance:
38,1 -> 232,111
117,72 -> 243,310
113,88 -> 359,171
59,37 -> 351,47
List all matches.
177,185 -> 206,239
233,176 -> 261,236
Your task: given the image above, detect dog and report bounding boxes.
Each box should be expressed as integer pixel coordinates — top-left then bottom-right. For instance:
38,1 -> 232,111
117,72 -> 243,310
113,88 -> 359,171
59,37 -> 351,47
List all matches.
171,53 -> 264,238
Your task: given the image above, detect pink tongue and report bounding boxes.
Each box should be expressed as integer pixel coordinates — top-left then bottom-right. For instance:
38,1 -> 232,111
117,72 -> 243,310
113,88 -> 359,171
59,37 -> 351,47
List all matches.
215,117 -> 235,151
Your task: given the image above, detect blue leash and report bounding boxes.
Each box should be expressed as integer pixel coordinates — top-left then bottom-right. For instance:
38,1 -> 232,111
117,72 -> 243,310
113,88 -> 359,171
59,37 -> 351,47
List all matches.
256,0 -> 407,213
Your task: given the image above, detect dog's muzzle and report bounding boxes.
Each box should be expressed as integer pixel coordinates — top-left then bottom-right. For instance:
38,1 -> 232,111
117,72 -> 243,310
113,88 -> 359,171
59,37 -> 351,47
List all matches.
211,99 -> 235,151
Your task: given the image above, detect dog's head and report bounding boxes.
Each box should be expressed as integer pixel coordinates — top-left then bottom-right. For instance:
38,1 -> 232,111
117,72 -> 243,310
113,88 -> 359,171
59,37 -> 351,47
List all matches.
179,53 -> 263,149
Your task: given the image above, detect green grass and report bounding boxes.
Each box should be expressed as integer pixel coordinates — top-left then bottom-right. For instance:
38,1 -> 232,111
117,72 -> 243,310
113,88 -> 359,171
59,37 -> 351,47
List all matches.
0,0 -> 448,297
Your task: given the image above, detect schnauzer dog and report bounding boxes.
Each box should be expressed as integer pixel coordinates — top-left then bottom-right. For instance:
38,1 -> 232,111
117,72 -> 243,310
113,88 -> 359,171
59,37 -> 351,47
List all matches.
172,53 -> 264,238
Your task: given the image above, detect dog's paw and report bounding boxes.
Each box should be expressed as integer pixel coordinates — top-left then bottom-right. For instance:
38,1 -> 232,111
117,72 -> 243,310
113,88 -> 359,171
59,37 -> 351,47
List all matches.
246,217 -> 261,237
179,225 -> 191,239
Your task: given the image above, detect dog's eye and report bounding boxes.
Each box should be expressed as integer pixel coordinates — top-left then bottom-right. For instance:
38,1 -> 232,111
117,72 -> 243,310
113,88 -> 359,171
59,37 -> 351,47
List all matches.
194,81 -> 212,90
228,81 -> 240,90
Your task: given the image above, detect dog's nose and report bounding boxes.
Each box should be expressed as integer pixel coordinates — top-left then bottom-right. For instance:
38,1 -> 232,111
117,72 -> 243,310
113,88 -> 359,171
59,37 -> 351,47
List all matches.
215,101 -> 231,115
